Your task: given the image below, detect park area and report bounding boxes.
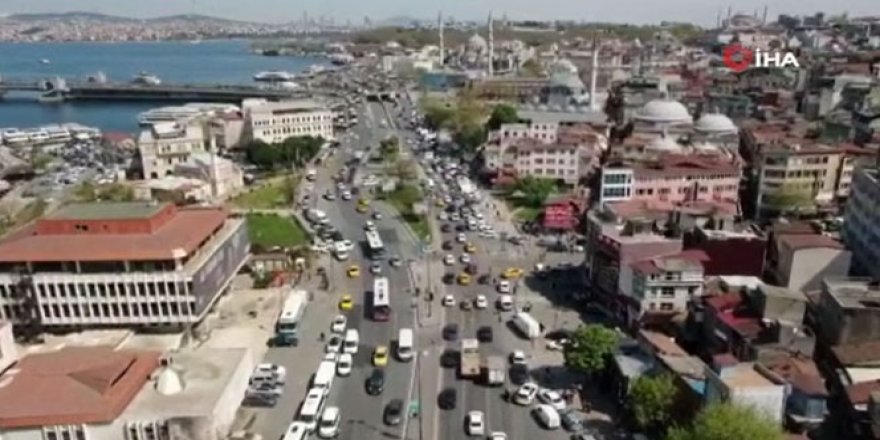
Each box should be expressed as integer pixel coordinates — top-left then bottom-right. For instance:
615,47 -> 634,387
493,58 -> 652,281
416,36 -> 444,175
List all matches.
386,184 -> 431,241
246,213 -> 308,249
230,174 -> 297,210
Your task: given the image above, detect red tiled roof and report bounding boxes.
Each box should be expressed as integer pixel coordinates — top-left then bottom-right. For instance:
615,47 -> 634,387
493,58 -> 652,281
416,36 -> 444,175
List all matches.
846,380 -> 880,405
0,207 -> 228,262
777,233 -> 844,251
705,291 -> 743,310
762,355 -> 827,396
0,347 -> 160,428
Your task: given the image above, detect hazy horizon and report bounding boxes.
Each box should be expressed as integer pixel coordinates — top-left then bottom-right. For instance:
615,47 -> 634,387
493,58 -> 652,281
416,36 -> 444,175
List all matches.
1,0 -> 876,27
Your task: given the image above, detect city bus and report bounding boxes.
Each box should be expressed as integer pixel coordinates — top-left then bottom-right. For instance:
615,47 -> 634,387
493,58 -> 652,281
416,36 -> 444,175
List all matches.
365,230 -> 386,260
274,289 -> 308,346
371,277 -> 392,321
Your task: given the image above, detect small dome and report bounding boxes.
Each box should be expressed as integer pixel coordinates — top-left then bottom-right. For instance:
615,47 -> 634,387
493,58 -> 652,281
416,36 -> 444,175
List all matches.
694,113 -> 738,133
693,142 -> 720,151
549,72 -> 585,90
155,367 -> 184,395
636,99 -> 692,124
468,34 -> 488,51
646,135 -> 683,151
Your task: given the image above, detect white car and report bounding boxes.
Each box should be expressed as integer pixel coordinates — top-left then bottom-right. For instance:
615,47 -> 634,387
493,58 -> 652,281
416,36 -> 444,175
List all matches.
514,383 -> 539,406
330,315 -> 347,333
364,221 -> 376,231
474,295 -> 488,309
489,432 -> 508,440
497,280 -> 511,293
340,191 -> 352,201
325,335 -> 343,353
337,353 -> 353,376
537,389 -> 567,411
443,254 -> 455,265
532,404 -> 561,430
466,411 -> 485,436
456,233 -> 467,243
510,350 -> 527,365
324,192 -> 336,201
442,295 -> 456,307
318,406 -> 341,438
335,240 -> 354,252
323,351 -> 338,363
459,254 -> 472,264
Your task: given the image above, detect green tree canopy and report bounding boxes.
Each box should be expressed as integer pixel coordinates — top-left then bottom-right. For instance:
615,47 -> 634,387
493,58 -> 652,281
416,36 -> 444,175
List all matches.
763,183 -> 813,213
520,58 -> 544,76
564,324 -> 618,374
666,403 -> 785,440
75,182 -> 134,202
487,104 -> 520,130
629,373 -> 678,432
245,136 -> 324,170
513,176 -> 557,208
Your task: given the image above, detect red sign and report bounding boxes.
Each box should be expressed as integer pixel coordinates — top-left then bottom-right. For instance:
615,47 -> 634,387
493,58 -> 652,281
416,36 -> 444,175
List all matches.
722,44 -> 754,73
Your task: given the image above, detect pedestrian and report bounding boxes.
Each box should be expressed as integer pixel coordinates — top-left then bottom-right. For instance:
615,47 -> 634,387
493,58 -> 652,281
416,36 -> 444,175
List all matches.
319,332 -> 325,342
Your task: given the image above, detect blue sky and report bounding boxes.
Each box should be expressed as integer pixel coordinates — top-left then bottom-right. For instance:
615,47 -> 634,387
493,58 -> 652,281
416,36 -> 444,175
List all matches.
1,0 -> 875,26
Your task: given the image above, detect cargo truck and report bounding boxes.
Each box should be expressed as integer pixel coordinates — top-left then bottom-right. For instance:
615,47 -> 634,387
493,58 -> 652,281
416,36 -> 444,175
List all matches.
482,356 -> 506,386
459,338 -> 481,379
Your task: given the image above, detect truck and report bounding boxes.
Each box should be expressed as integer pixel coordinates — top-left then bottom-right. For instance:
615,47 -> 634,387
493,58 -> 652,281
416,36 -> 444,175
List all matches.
459,338 -> 481,379
511,312 -> 542,339
482,356 -> 506,386
274,289 -> 308,346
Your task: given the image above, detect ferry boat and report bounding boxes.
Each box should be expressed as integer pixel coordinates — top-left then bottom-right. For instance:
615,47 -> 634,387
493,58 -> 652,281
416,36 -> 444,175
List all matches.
41,125 -> 72,143
253,71 -> 296,82
132,72 -> 162,86
138,103 -> 241,126
0,128 -> 29,145
24,128 -> 50,144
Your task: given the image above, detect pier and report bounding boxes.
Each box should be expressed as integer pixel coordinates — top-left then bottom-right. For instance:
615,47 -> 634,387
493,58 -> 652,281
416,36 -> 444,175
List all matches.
0,75 -> 309,103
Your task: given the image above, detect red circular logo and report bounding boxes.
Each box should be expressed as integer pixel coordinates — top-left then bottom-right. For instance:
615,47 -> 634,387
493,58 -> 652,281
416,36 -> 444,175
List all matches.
723,44 -> 754,73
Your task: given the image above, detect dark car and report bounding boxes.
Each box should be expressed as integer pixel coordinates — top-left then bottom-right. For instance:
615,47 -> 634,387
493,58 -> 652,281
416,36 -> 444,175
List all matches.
561,410 -> 584,432
442,273 -> 456,285
389,255 -> 403,268
546,329 -> 575,341
442,323 -> 459,341
383,399 -> 404,425
365,368 -> 385,395
478,274 -> 491,285
460,300 -> 473,311
465,264 -> 478,275
455,224 -> 467,232
440,223 -> 452,233
438,388 -> 457,410
440,349 -> 459,368
442,241 -> 453,251
476,326 -> 493,343
509,364 -> 529,385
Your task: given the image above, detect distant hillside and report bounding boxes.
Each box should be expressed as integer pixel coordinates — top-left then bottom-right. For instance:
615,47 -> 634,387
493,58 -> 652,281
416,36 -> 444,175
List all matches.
7,11 -> 258,26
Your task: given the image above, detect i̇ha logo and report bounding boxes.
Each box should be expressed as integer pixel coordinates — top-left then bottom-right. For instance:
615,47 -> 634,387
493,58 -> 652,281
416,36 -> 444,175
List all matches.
722,43 -> 800,72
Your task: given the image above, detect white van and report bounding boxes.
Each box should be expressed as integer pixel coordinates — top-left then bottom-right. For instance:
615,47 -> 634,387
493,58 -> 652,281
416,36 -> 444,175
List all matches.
397,328 -> 414,361
532,404 -> 560,429
318,406 -> 341,438
298,388 -> 326,432
252,363 -> 286,385
511,311 -> 541,339
343,329 -> 360,354
312,361 -> 336,395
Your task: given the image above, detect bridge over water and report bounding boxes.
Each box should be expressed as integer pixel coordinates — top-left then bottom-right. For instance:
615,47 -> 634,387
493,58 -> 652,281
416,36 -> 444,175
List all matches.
0,75 -> 310,103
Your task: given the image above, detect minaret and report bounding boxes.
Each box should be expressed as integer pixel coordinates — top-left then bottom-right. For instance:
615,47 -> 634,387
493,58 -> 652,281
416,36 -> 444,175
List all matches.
762,5 -> 768,25
438,11 -> 445,68
488,12 -> 495,77
589,36 -> 599,110
716,9 -> 722,28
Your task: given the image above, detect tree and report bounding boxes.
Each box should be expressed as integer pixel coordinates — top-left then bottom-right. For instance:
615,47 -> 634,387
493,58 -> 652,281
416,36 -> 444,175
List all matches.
245,140 -> 280,169
487,104 -> 519,130
629,373 -> 678,432
666,403 -> 785,440
388,158 -> 417,182
380,137 -> 400,162
514,176 -> 557,208
763,183 -> 813,213
521,58 -> 544,76
564,324 -> 618,374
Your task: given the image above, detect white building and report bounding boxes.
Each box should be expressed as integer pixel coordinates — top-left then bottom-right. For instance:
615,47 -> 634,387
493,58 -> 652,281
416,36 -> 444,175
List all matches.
619,251 -> 706,324
174,152 -> 245,200
243,99 -> 334,144
704,362 -> 787,424
139,121 -> 214,179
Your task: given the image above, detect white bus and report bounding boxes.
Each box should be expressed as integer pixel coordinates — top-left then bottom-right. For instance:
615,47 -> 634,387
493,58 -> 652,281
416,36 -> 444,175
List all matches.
298,387 -> 326,432
365,230 -> 386,260
312,361 -> 336,396
371,277 -> 392,322
275,290 -> 308,346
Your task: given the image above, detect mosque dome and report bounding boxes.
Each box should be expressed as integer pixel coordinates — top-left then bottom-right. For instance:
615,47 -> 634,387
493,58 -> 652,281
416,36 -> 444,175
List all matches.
467,34 -> 488,52
155,367 -> 184,395
550,58 -> 579,75
646,135 -> 683,152
694,113 -> 738,133
635,99 -> 692,124
549,72 -> 585,90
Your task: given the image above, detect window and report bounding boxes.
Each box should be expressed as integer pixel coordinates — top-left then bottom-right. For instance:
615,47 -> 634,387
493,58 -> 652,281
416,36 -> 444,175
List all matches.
661,287 -> 675,297
660,302 -> 675,311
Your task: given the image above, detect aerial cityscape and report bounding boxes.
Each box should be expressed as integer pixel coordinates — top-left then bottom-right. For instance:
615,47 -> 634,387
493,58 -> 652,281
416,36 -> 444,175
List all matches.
0,3 -> 878,440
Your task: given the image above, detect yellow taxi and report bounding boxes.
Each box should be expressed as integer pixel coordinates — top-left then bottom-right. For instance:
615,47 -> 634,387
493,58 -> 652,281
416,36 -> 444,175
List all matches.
463,243 -> 477,254
356,203 -> 369,213
372,345 -> 389,367
357,198 -> 370,207
346,265 -> 361,278
458,273 -> 473,286
434,198 -> 446,207
338,294 -> 354,311
502,267 -> 524,280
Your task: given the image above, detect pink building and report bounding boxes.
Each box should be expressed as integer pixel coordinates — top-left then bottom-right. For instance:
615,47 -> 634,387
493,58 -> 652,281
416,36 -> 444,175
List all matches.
600,153 -> 741,205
